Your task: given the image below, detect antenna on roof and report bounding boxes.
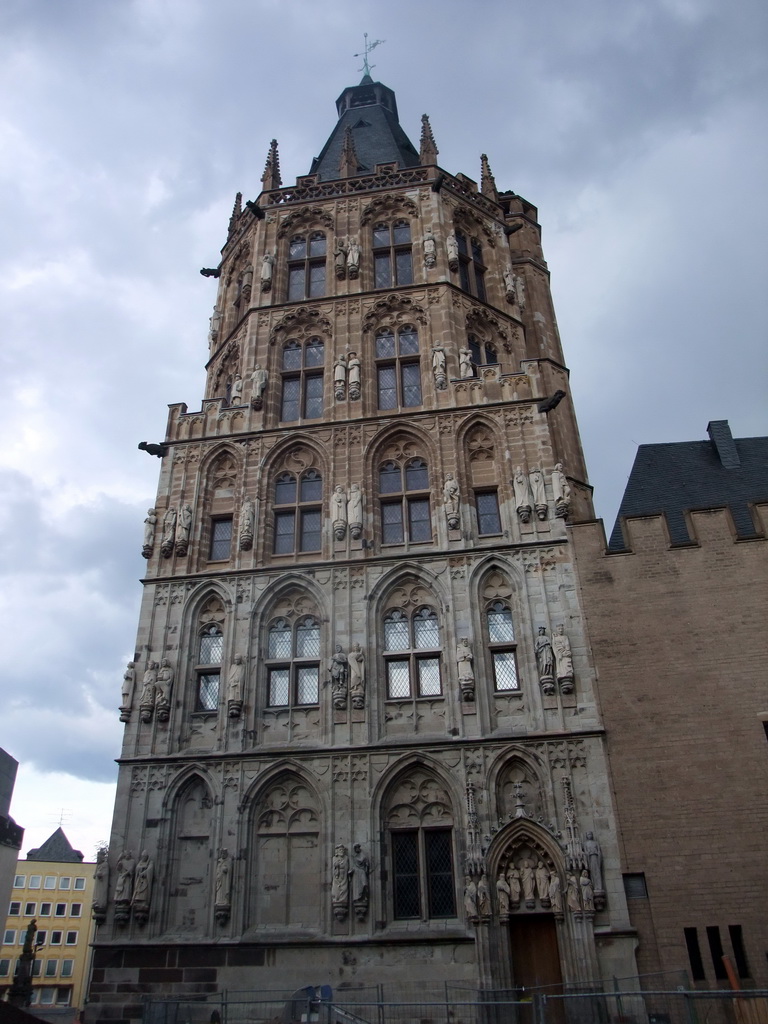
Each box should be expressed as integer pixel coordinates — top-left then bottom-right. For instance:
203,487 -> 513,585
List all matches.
353,33 -> 385,77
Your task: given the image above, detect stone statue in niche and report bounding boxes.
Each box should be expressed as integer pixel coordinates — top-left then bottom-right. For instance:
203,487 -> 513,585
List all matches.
519,856 -> 536,908
351,844 -> 370,920
348,643 -> 365,709
251,365 -> 268,409
260,250 -> 274,291
583,832 -> 604,892
155,658 -> 174,722
239,496 -> 255,551
432,346 -> 447,390
119,662 -> 135,722
529,467 -> 548,521
331,844 -> 350,920
548,870 -> 563,915
161,507 -> 176,558
456,637 -> 475,702
330,645 -> 349,710
348,352 -> 361,400
175,503 -> 193,556
534,628 -> 556,695
514,274 -> 526,310
463,876 -> 478,919
579,869 -> 595,913
347,238 -> 361,278
503,265 -> 516,304
459,347 -> 474,379
552,463 -> 571,518
477,873 -> 491,917
208,305 -> 221,344
496,872 -> 511,916
92,848 -> 109,924
334,237 -> 347,279
552,624 -> 574,694
227,654 -> 245,718
506,864 -> 521,907
142,509 -> 157,559
347,484 -> 363,540
230,373 -> 243,404
332,485 -> 347,539
139,661 -> 158,722
423,231 -> 437,268
113,850 -> 135,925
334,355 -> 347,401
536,860 -> 551,906
215,849 -> 232,924
446,232 -> 459,271
131,851 -> 153,926
566,872 -> 581,913
513,467 -> 532,523
240,266 -> 253,303
443,473 -> 460,529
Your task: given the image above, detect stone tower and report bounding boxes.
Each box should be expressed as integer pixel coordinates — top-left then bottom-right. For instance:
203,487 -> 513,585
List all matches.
90,75 -> 638,1018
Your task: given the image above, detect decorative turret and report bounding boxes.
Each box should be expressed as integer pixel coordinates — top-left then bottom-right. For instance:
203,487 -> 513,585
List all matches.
260,138 -> 282,191
419,113 -> 438,165
227,191 -> 242,237
480,153 -> 498,202
338,125 -> 361,178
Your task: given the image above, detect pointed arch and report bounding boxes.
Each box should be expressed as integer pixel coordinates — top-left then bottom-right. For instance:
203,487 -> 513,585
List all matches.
178,584 -> 234,716
259,436 -> 328,560
467,560 -> 528,698
486,745 -> 550,824
165,772 -> 216,936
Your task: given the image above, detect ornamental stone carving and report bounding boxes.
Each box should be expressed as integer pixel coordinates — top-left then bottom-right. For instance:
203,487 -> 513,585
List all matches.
348,642 -> 365,709
529,467 -> 547,521
456,637 -> 475,702
142,509 -> 157,559
347,485 -> 363,539
534,628 -> 556,695
239,496 -> 255,551
552,625 -> 574,694
432,346 -> 447,390
331,844 -> 350,920
332,486 -> 347,540
334,355 -> 347,401
351,844 -> 370,920
348,353 -> 361,400
330,645 -> 349,709
443,474 -> 460,529
119,662 -> 135,722
228,653 -> 245,718
552,462 -> 571,518
513,467 -> 532,523
155,658 -> 174,722
131,851 -> 153,926
161,507 -> 176,558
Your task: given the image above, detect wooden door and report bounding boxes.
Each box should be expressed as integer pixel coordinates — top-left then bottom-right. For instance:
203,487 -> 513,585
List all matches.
509,915 -> 565,1024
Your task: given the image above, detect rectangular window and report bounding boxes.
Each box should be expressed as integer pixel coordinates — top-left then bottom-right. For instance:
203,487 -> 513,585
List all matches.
24,902 -> 36,916
493,651 -> 519,691
31,960 -> 42,977
209,517 -> 233,561
684,927 -> 706,981
299,509 -> 321,552
395,250 -> 413,285
408,498 -> 431,542
374,253 -> 392,289
392,832 -> 420,918
274,510 -> 296,554
36,931 -> 47,945
45,960 -> 57,978
303,374 -> 323,419
58,878 -> 71,891
623,873 -> 648,899
44,877 -> 56,890
3,931 -> 15,945
287,266 -> 306,303
387,660 -> 411,699
0,960 -> 10,977
13,876 -> 25,888
73,878 -> 85,891
70,904 -> 82,918
8,902 -> 20,916
281,376 -> 300,421
61,960 -> 74,979
392,828 -> 455,920
268,667 -> 290,706
197,672 -> 220,711
50,931 -> 62,945
377,366 -> 397,410
296,666 -> 319,704
308,262 -> 326,298
65,931 -> 77,945
425,829 -> 456,917
401,363 -> 422,407
39,989 -> 55,1005
706,926 -> 728,980
729,925 -> 750,979
28,876 -> 41,889
39,903 -> 52,917
476,491 -> 501,535
55,904 -> 66,917
382,502 -> 404,544
417,657 -> 441,696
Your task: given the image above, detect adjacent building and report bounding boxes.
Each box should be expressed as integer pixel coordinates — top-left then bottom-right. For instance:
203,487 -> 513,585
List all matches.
0,752 -> 24,935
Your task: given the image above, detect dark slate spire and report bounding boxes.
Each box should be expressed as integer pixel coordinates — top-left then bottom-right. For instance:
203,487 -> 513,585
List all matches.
309,78 -> 420,182
26,827 -> 84,863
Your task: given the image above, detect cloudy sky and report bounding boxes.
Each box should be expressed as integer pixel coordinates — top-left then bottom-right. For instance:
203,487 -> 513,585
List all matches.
1,0 -> 766,859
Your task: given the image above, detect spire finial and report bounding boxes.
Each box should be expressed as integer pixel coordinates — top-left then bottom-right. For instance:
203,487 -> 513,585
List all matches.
261,139 -> 282,191
227,191 -> 242,236
480,153 -> 499,202
353,32 -> 385,78
339,125 -> 361,178
420,114 -> 439,166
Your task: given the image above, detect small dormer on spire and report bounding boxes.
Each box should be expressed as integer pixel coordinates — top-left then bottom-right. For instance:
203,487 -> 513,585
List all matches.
227,191 -> 242,237
420,114 -> 439,165
339,125 -> 361,178
261,139 -> 282,191
480,154 -> 498,202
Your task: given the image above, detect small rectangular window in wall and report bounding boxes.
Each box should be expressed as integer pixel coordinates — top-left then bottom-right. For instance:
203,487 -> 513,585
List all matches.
684,927 -> 706,981
13,876 -> 25,888
61,960 -> 74,978
24,902 -> 36,916
73,878 -> 85,891
8,902 -> 20,916
39,903 -> 51,916
44,876 -> 56,890
706,926 -> 729,981
728,925 -> 750,979
209,517 -> 233,561
65,931 -> 78,945
3,930 -> 16,946
476,491 -> 502,535
623,873 -> 648,899
28,876 -> 41,889
45,960 -> 57,978
0,959 -> 10,978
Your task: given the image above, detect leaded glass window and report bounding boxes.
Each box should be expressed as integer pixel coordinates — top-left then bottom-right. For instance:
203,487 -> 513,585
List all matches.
475,491 -> 502,536
280,338 -> 324,422
392,828 -> 456,920
266,615 -> 320,706
383,606 -> 442,698
379,457 -> 431,545
375,326 -> 422,410
287,232 -> 327,301
273,470 -> 323,555
196,624 -> 223,712
373,220 -> 413,288
486,600 -> 519,691
455,231 -> 486,300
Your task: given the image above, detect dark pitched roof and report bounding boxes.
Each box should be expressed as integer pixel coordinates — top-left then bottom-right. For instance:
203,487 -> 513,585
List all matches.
609,420 -> 768,550
26,827 -> 84,863
310,78 -> 420,182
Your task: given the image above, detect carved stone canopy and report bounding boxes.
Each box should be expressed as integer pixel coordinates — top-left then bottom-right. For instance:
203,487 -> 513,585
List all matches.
362,293 -> 427,332
361,193 -> 418,226
270,307 -> 332,343
277,206 -> 334,239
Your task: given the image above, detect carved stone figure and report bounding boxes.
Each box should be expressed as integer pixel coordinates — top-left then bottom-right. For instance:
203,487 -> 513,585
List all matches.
463,876 -> 478,919
161,507 -> 176,558
230,374 -> 243,404
566,872 -> 581,913
443,473 -> 460,529
120,662 -> 135,722
477,873 -> 491,917
456,637 -> 475,702
240,266 -> 253,302
552,624 -> 574,693
496,872 -> 511,916
330,644 -> 349,709
142,509 -> 157,559
228,653 -> 245,718
351,844 -> 369,920
331,844 -> 350,919
548,871 -> 563,915
583,832 -> 604,892
536,860 -> 551,905
332,485 -> 347,539
139,662 -> 158,722
175,503 -> 192,555
459,347 -> 474,379
519,856 -> 536,907
447,231 -> 459,271
334,236 -> 347,279
251,364 -> 268,409
260,251 -> 274,291
208,305 -> 221,344
506,864 -> 521,906
423,231 -> 437,268
114,850 -> 135,904
131,850 -> 153,925
503,265 -> 515,303
348,642 -> 366,709
92,848 -> 109,923
535,628 -> 556,695
348,352 -> 361,400
155,658 -> 174,722
432,346 -> 447,390
513,467 -> 533,523
529,467 -> 548,521
552,462 -> 571,517
579,869 -> 595,913
334,355 -> 347,401
347,484 -> 364,539
514,274 -> 526,310
215,849 -> 232,908
239,496 -> 255,551
347,238 -> 361,278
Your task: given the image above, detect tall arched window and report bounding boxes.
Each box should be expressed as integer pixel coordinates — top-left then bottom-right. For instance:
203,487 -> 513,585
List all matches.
280,338 -> 324,421
456,231 -> 486,301
273,469 -> 322,554
373,220 -> 413,288
383,606 -> 441,698
196,623 -> 223,710
486,600 -> 518,691
266,617 -> 321,706
375,325 -> 421,410
287,233 -> 326,301
379,457 -> 431,544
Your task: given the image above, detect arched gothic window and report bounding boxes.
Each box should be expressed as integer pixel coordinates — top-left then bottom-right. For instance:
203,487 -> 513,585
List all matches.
196,623 -> 223,710
287,233 -> 327,301
273,469 -> 322,554
467,333 -> 497,369
375,325 -> 421,410
280,338 -> 324,422
379,457 -> 431,544
383,606 -> 441,698
486,600 -> 518,691
266,616 -> 321,706
373,220 -> 413,288
456,231 -> 486,301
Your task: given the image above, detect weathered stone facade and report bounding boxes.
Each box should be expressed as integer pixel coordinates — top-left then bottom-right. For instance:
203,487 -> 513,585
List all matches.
89,76 -> 639,1020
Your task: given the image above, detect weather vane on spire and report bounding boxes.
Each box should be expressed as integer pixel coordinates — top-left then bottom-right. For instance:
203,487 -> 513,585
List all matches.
354,33 -> 385,77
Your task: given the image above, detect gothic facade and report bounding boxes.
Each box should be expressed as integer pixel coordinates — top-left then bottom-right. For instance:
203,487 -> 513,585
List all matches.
89,76 -> 639,1018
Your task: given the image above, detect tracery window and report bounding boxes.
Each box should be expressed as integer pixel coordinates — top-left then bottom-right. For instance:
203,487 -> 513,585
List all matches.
373,220 -> 413,288
383,606 -> 441,698
273,469 -> 322,554
456,231 -> 486,301
379,457 -> 431,544
280,338 -> 324,421
467,333 -> 497,369
196,623 -> 223,710
486,600 -> 519,691
287,233 -> 327,301
375,325 -> 421,410
266,617 -> 320,706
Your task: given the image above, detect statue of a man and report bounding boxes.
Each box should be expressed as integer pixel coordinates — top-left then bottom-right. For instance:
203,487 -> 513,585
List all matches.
351,844 -> 369,905
121,662 -> 135,710
579,869 -> 595,912
227,653 -> 245,711
139,662 -> 158,720
530,467 -> 547,520
477,873 -> 491,917
566,872 -> 581,913
423,231 -> 437,268
447,232 -> 459,270
334,355 -> 347,399
332,485 -> 347,539
503,265 -> 515,302
520,856 -> 535,905
251,364 -> 268,397
208,305 -> 222,343
260,251 -> 274,290
347,484 -> 363,539
534,628 -> 555,694
513,467 -> 533,522
443,474 -> 460,528
131,851 -> 153,923
346,238 -> 361,277
161,507 -> 176,557
239,496 -> 255,550
456,637 -> 475,701
114,850 -> 136,903
92,848 -> 109,922
331,844 -> 350,916
155,658 -> 174,720
459,347 -> 474,379
348,352 -> 361,399
334,237 -> 347,278
536,860 -> 550,903
432,346 -> 447,389
230,374 -> 243,404
496,872 -> 511,915
552,624 -> 574,693
348,642 -> 365,709
583,832 -> 603,891
506,864 -> 521,906
142,509 -> 157,558
463,876 -> 478,918
548,871 -> 563,914
175,503 -> 193,554
215,849 -> 232,906
330,645 -> 348,705
552,462 -> 571,515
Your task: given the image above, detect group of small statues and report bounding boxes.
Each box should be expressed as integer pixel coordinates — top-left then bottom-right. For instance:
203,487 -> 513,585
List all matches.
331,843 -> 370,922
514,463 -> 571,522
332,237 -> 362,280
329,643 -> 366,711
534,625 -> 574,696
332,353 -> 362,401
331,484 -> 365,540
142,504 -> 193,560
120,658 -> 175,724
112,849 -> 154,927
